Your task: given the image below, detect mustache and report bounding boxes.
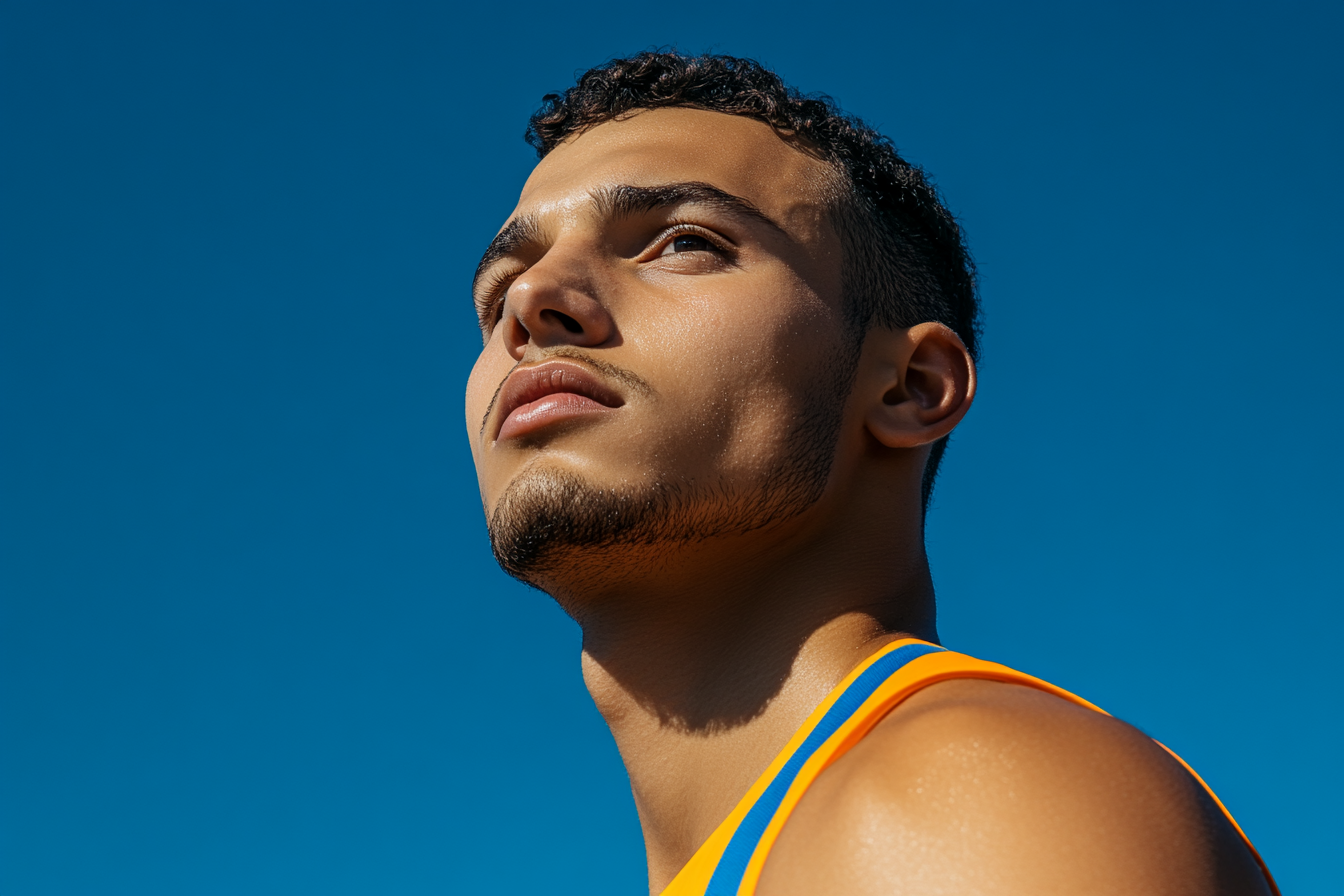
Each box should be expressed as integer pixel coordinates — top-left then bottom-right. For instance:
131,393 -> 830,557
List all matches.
479,346 -> 655,437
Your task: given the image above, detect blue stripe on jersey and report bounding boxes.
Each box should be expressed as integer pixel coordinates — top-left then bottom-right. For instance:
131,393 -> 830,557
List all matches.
705,642 -> 947,895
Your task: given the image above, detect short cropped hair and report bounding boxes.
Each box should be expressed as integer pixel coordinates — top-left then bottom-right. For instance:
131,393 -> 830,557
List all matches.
525,51 -> 980,511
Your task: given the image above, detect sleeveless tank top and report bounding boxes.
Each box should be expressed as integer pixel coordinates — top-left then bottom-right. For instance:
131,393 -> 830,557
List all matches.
658,639 -> 1278,896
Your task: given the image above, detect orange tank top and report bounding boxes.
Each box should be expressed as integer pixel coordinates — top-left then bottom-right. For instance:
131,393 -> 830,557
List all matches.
658,639 -> 1277,896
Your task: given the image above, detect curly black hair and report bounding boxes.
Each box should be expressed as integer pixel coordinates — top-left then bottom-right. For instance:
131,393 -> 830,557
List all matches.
525,51 -> 980,511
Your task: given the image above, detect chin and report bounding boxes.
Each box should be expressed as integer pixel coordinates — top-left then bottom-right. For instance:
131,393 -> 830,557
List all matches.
485,460 -> 829,599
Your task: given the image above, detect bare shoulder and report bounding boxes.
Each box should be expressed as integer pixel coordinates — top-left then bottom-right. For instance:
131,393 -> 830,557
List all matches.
758,678 -> 1270,896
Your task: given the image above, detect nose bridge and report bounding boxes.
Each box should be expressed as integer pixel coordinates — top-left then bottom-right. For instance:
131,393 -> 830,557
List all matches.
503,227 -> 615,355
512,230 -> 599,308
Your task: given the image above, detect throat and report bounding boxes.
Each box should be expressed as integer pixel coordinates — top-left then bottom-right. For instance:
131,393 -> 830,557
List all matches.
580,600 -> 936,893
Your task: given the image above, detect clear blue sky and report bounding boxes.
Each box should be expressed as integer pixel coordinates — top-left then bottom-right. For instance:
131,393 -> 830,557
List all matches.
2,1 -> 1338,893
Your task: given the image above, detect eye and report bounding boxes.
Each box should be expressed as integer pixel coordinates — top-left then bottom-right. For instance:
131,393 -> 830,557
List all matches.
475,268 -> 521,331
658,232 -> 718,256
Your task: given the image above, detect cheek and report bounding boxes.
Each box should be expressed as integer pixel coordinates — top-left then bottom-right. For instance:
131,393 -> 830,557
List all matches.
464,342 -> 508,449
630,280 -> 841,467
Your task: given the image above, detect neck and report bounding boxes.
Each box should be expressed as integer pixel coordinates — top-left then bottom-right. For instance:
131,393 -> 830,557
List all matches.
571,512 -> 937,893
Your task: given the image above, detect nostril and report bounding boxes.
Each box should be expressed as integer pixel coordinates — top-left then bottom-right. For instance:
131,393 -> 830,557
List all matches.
542,309 -> 584,334
509,317 -> 532,346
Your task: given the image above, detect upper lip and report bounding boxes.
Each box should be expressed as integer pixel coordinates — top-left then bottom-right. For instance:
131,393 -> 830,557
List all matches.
491,359 -> 624,438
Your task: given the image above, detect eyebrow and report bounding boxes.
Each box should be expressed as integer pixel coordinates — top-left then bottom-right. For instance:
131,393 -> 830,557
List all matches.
470,181 -> 789,299
593,181 -> 788,236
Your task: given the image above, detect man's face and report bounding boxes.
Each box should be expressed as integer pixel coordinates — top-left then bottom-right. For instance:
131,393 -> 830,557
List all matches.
465,108 -> 853,593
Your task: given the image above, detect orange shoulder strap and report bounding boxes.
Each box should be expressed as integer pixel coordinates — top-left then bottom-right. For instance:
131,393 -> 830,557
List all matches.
661,640 -> 1278,896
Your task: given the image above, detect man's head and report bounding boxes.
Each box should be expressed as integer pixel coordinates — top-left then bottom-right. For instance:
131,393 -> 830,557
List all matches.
465,53 -> 978,601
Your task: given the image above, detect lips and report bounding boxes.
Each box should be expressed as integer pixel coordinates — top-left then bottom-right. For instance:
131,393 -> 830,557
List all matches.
494,360 -> 624,441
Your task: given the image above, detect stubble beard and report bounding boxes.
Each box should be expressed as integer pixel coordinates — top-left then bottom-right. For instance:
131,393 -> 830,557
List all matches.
485,340 -> 861,600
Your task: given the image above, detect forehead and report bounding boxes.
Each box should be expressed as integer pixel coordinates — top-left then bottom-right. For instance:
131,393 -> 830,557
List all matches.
512,107 -> 836,237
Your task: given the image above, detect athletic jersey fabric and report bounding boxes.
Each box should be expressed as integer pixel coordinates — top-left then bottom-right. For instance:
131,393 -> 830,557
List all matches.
659,639 -> 1278,896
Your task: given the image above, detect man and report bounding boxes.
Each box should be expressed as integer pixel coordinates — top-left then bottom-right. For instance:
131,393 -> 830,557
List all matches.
465,52 -> 1276,895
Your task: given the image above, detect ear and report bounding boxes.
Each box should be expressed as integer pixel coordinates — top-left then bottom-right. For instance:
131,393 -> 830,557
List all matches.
861,322 -> 976,448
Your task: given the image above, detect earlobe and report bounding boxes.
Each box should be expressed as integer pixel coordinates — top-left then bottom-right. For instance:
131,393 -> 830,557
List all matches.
863,322 -> 976,448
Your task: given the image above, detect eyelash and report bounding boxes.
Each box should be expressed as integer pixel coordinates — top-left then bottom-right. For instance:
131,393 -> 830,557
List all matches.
475,223 -> 736,331
476,268 -> 520,329
649,221 -> 736,258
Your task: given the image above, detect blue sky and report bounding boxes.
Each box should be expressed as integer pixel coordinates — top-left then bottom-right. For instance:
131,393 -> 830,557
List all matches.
2,1 -> 1339,893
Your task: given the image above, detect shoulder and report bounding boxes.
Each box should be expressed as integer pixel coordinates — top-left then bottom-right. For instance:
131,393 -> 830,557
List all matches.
757,678 -> 1271,896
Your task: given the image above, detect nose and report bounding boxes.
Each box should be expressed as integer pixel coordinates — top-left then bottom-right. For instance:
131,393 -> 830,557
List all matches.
499,247 -> 616,359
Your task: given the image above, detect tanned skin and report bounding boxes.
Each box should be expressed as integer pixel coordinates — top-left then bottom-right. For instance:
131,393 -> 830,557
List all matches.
466,108 -> 1269,895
